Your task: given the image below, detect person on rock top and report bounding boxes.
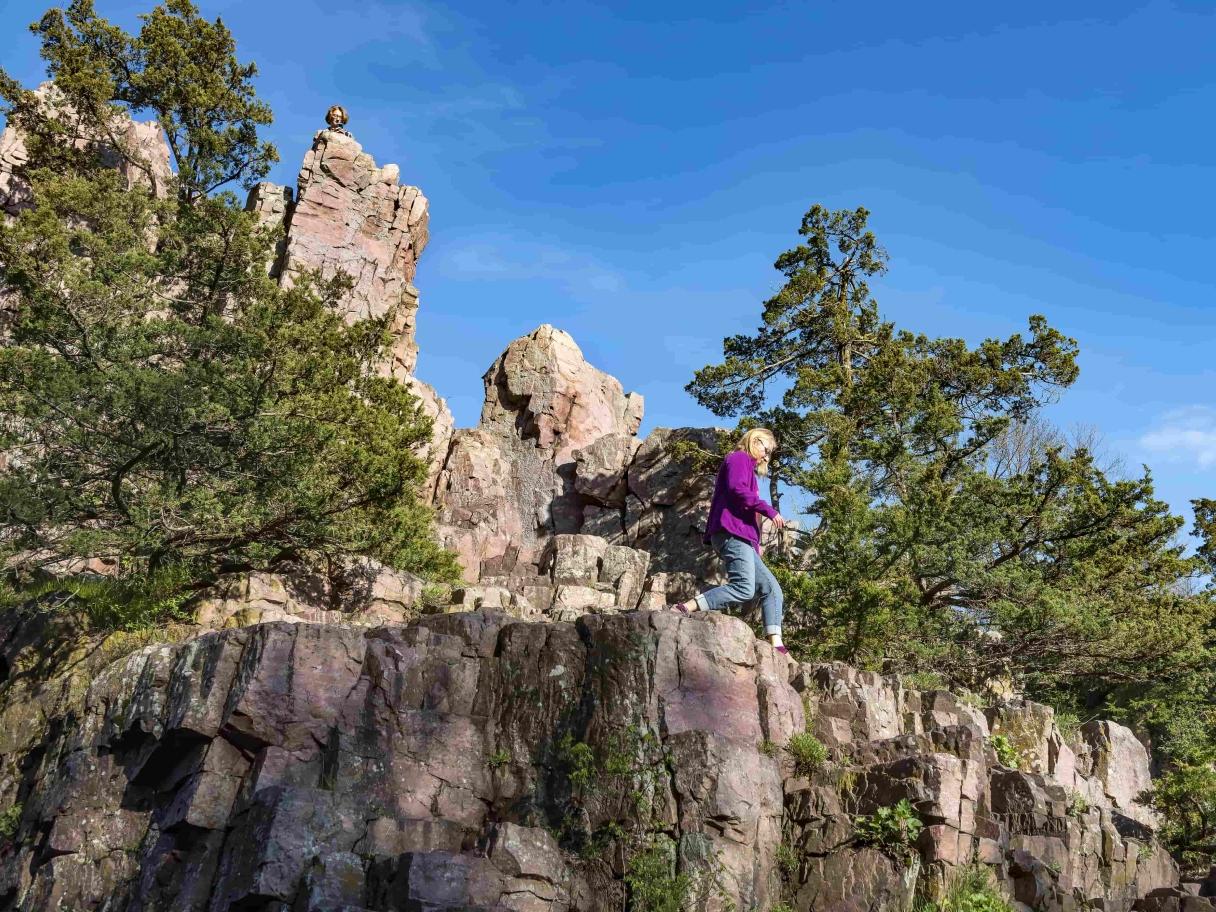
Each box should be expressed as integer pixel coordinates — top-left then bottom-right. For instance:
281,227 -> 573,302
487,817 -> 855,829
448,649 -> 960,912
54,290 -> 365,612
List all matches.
671,428 -> 789,655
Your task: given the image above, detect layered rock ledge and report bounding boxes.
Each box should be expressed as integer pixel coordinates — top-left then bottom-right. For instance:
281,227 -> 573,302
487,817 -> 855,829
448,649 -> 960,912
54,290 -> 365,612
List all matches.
0,607 -> 1189,912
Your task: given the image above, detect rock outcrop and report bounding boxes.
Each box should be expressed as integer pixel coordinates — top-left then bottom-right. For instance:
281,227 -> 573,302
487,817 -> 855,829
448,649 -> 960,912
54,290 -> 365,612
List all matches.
246,129 -> 429,380
0,105 -> 1200,912
431,325 -> 720,593
0,607 -> 1185,912
0,83 -> 174,218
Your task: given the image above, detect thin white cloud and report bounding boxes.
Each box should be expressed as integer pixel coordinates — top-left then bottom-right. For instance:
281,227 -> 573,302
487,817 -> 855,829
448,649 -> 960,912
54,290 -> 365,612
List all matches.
1140,406 -> 1216,469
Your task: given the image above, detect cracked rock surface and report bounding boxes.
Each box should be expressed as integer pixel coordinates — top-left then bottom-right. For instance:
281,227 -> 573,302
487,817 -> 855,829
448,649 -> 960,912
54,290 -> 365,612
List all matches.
0,607 -> 1187,912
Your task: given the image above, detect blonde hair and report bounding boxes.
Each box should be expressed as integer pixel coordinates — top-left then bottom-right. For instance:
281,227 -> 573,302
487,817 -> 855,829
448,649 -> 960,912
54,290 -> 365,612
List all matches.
737,427 -> 777,476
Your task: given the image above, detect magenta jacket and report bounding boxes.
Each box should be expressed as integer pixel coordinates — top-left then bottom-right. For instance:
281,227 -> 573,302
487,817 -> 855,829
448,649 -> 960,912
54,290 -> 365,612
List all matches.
703,450 -> 778,552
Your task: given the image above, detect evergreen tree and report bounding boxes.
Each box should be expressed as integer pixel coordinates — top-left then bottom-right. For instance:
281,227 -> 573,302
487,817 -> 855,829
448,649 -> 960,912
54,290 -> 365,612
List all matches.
690,204 -> 1209,689
0,1 -> 459,592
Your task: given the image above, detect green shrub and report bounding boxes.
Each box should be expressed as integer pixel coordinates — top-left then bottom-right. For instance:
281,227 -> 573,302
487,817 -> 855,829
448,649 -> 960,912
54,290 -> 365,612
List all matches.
903,670 -> 947,691
1141,760 -> 1216,875
488,748 -> 511,770
421,582 -> 453,612
916,864 -> 1014,912
625,834 -> 691,912
1066,790 -> 1090,816
776,841 -> 798,876
988,734 -> 1023,770
832,763 -> 860,799
787,732 -> 828,776
854,798 -> 923,859
2,566 -> 195,633
1054,711 -> 1082,742
0,803 -> 21,841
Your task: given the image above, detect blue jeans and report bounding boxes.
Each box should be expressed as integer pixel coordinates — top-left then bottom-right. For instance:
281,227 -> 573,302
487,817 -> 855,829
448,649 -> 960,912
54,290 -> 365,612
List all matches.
694,531 -> 784,634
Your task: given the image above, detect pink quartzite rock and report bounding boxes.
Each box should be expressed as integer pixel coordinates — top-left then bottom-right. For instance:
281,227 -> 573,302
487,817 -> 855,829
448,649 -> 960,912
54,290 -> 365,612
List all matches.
0,610 -> 799,911
434,326 -> 645,580
0,591 -> 1192,912
277,129 -> 429,378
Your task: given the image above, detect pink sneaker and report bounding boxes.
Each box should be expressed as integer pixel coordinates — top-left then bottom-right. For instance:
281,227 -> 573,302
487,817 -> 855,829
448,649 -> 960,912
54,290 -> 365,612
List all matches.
774,645 -> 789,656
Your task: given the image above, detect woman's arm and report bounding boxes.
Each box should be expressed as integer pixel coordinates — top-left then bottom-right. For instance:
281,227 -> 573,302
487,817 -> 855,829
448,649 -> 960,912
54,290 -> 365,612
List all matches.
723,452 -> 778,519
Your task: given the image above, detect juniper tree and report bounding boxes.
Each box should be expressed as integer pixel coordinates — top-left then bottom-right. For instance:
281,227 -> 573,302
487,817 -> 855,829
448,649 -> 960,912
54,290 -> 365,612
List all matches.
0,1 -> 459,591
689,204 -> 1208,689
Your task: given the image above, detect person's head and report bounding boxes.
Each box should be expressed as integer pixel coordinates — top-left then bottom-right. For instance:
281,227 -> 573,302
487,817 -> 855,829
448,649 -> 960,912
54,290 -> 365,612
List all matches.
737,428 -> 778,476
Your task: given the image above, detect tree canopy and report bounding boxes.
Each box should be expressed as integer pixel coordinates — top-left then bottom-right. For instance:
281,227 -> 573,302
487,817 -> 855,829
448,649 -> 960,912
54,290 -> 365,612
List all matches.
689,203 -> 1209,692
0,0 -> 458,594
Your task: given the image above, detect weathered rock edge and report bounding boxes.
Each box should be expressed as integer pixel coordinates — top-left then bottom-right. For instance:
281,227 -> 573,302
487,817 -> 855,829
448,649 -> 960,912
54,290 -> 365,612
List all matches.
0,610 -> 1185,912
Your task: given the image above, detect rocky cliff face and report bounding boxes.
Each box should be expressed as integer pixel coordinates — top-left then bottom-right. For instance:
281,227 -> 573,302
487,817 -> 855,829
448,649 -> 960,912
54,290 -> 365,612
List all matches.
0,605 -> 1190,912
0,115 -> 1208,912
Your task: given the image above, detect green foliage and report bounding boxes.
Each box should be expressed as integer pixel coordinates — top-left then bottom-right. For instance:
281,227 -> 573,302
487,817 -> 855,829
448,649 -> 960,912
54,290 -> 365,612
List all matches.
557,733 -> 600,794
786,731 -> 828,776
556,728 -> 700,911
988,735 -> 1023,771
689,203 -> 1208,697
758,739 -> 778,758
24,0 -> 277,201
420,583 -> 454,613
1066,791 -> 1090,817
488,748 -> 511,771
831,763 -> 860,800
663,428 -> 733,478
1194,499 -> 1216,578
0,1 -> 459,594
916,865 -> 1014,912
1054,711 -> 1082,743
1141,760 -> 1216,875
853,798 -> 923,859
0,803 -> 21,841
776,841 -> 798,877
624,834 -> 691,912
903,671 -> 947,691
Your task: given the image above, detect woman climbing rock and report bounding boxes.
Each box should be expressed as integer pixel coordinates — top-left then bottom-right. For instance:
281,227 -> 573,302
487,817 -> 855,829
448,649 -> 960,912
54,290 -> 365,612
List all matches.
671,428 -> 789,654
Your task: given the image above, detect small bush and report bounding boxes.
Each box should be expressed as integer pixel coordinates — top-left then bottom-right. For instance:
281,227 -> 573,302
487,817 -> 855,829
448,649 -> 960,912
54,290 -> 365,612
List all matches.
0,803 -> 21,841
625,834 -> 691,912
903,670 -> 947,691
758,739 -> 778,757
1,566 -> 195,633
488,748 -> 511,770
776,841 -> 798,876
831,763 -> 860,799
916,864 -> 1014,912
1054,711 -> 1082,742
421,582 -> 453,612
787,732 -> 828,776
854,798 -> 924,859
1066,791 -> 1089,816
988,734 -> 1023,770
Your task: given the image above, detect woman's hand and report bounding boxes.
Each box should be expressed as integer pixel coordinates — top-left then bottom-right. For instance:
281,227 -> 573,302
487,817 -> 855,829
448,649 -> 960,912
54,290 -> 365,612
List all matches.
771,513 -> 786,530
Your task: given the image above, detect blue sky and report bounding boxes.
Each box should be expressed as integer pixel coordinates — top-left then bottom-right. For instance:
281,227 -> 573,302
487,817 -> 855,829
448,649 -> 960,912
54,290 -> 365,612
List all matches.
3,0 -> 1214,531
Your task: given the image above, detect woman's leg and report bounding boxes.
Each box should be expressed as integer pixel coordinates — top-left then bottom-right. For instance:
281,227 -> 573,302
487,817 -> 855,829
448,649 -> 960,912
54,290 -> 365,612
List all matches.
693,535 -> 756,611
753,554 -> 785,645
